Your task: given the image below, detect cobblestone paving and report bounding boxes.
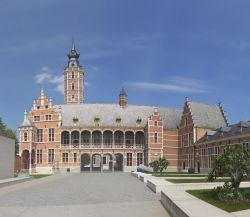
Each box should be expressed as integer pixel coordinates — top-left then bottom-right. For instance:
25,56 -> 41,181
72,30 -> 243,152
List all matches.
0,173 -> 158,207
0,173 -> 170,217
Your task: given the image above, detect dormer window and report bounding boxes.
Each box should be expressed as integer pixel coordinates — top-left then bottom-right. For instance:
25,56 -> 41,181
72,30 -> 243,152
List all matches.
136,117 -> 142,126
94,117 -> 100,126
116,118 -> 121,125
73,117 -> 79,123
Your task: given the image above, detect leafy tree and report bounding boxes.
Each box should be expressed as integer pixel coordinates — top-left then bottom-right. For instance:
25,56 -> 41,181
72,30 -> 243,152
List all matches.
158,157 -> 169,175
208,144 -> 250,189
149,160 -> 159,172
149,157 -> 169,175
0,117 -> 19,153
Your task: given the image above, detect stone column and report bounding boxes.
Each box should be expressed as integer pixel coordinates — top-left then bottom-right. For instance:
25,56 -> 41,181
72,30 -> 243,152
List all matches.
90,153 -> 92,172
101,131 -> 103,149
101,154 -> 103,173
79,130 -> 81,148
69,131 -> 71,148
123,132 -> 126,149
112,154 -> 115,172
90,131 -> 93,148
112,131 -> 115,149
133,132 -> 136,149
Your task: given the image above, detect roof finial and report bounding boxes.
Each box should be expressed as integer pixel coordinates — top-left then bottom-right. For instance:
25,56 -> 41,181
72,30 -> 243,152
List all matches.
24,110 -> 27,120
72,37 -> 76,51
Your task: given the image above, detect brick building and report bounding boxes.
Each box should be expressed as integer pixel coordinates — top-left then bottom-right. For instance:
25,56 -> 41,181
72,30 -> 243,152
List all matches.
19,42 -> 238,174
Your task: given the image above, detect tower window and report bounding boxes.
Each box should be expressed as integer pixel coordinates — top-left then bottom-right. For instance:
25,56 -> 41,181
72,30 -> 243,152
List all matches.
72,95 -> 75,99
72,72 -> 74,78
72,83 -> 75,90
154,133 -> 158,143
154,121 -> 157,127
24,132 -> 28,142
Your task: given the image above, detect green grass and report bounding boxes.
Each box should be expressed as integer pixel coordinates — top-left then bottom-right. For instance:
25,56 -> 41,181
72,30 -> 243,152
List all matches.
166,177 -> 250,184
30,174 -> 51,179
152,172 -> 206,177
187,188 -> 250,212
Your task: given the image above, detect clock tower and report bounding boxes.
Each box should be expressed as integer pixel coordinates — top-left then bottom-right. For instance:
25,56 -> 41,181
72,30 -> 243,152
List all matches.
64,40 -> 84,104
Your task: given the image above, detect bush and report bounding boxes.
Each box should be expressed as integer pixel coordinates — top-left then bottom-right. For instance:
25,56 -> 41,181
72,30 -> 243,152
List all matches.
214,182 -> 245,202
188,168 -> 195,174
149,157 -> 169,175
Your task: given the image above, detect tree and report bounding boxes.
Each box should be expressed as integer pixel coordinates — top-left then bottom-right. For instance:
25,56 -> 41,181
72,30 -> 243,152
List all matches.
158,157 -> 169,175
0,117 -> 19,153
149,160 -> 159,173
149,157 -> 169,175
208,144 -> 250,189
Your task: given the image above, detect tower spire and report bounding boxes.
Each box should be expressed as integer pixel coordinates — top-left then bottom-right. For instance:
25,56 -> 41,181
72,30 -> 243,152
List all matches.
72,37 -> 76,51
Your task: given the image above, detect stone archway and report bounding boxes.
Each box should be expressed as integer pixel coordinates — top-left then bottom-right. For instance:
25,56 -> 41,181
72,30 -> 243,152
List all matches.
81,153 -> 91,172
92,154 -> 102,172
114,153 -> 123,172
103,154 -> 113,172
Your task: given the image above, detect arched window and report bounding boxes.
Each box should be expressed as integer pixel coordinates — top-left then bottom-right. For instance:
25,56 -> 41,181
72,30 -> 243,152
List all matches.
71,131 -> 80,147
125,131 -> 134,148
114,131 -> 124,148
61,131 -> 70,145
81,131 -> 90,146
92,131 -> 102,146
135,131 -> 144,147
103,131 -> 113,147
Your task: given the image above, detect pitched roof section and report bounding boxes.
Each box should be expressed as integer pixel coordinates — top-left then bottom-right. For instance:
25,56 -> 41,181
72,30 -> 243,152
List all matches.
54,104 -> 182,129
198,121 -> 250,143
187,101 -> 228,129
158,108 -> 182,129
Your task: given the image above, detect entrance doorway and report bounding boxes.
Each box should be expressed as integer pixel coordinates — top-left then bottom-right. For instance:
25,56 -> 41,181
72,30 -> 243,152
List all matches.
103,154 -> 113,172
92,154 -> 102,172
114,154 -> 123,171
81,154 -> 91,172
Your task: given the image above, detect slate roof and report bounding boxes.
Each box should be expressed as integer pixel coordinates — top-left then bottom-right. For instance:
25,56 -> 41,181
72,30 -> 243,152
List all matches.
187,101 -> 228,129
20,119 -> 33,127
198,121 -> 250,143
54,104 -> 182,129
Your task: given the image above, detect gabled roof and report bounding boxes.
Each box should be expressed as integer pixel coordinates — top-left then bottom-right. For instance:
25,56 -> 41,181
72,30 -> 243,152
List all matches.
187,101 -> 228,129
54,104 -> 182,129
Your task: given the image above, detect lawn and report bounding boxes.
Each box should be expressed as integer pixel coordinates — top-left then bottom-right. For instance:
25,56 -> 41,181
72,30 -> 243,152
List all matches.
187,188 -> 250,212
166,177 -> 250,184
152,172 -> 206,177
30,174 -> 51,179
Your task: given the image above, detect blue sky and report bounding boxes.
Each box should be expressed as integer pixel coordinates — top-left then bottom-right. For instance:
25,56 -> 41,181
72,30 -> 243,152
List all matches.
1,0 -> 250,130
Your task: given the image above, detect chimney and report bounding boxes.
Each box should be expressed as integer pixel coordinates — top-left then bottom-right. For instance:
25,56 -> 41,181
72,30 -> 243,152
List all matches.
119,87 -> 127,108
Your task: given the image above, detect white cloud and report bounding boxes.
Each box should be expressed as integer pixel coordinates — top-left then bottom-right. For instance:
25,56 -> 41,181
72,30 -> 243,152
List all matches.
127,77 -> 209,94
35,67 -> 64,94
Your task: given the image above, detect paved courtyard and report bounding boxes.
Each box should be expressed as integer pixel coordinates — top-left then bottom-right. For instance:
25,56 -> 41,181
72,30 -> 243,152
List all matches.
0,173 -> 170,217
